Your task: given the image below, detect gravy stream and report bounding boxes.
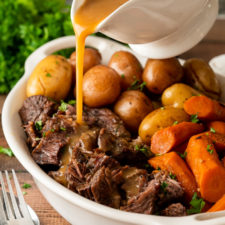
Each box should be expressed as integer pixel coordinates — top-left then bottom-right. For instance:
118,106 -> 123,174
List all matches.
74,0 -> 128,124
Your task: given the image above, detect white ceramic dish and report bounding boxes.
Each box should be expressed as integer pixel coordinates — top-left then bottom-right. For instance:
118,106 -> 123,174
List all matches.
2,36 -> 225,225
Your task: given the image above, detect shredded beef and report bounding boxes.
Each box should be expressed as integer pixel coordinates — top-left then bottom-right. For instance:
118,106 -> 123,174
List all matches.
19,95 -> 57,124
161,203 -> 187,216
24,121 -> 39,148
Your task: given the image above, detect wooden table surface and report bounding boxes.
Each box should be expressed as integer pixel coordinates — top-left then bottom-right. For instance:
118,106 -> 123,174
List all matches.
0,19 -> 225,225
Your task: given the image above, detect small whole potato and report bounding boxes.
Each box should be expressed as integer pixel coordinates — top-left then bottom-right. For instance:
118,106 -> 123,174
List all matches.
69,48 -> 101,73
139,106 -> 189,143
114,90 -> 153,132
83,65 -> 121,107
108,51 -> 143,90
162,83 -> 202,108
26,55 -> 72,101
142,58 -> 183,94
184,58 -> 221,100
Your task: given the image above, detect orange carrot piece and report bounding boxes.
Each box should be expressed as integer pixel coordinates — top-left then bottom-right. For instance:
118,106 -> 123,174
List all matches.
151,122 -> 204,154
208,194 -> 225,212
148,152 -> 197,201
186,134 -> 225,203
172,141 -> 188,154
207,121 -> 225,135
222,157 -> 225,167
184,96 -> 225,121
204,132 -> 225,152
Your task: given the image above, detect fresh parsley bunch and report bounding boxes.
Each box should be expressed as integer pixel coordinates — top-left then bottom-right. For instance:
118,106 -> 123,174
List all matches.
0,0 -> 74,93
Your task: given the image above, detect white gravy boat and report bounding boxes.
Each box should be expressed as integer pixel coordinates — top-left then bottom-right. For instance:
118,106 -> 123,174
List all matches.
71,0 -> 218,58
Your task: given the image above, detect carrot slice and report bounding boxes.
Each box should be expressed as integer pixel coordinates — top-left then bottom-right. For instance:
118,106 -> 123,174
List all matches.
151,122 -> 204,154
207,121 -> 225,135
186,134 -> 225,203
184,96 -> 225,121
204,132 -> 225,152
208,194 -> 225,212
148,152 -> 197,201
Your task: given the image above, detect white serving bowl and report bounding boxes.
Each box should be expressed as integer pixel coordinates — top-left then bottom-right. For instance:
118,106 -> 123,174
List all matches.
2,36 -> 225,225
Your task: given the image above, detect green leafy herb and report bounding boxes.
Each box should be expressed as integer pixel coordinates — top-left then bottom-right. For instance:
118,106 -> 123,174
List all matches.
190,114 -> 199,123
173,121 -> 178,125
128,80 -> 146,92
42,132 -> 46,137
35,120 -> 43,131
157,166 -> 161,170
207,144 -> 214,154
160,182 -> 168,193
59,100 -> 68,112
23,191 -> 27,195
68,100 -> 76,105
0,146 -> 14,157
0,0 -> 74,94
35,137 -> 41,141
50,129 -> 55,132
121,74 -> 125,79
60,127 -> 66,131
169,172 -> 176,180
210,127 -> 216,133
178,151 -> 187,159
139,81 -> 146,91
135,145 -> 149,156
187,192 -> 205,214
46,73 -> 51,77
22,183 -> 31,189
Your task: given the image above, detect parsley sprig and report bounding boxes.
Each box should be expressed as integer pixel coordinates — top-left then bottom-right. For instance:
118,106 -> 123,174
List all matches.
187,192 -> 205,214
0,146 -> 14,157
190,114 -> 199,123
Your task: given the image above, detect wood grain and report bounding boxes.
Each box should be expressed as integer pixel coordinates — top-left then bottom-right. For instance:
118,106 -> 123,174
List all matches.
0,19 -> 224,225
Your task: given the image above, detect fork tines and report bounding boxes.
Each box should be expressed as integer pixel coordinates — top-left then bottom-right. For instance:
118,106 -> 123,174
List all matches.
0,169 -> 32,221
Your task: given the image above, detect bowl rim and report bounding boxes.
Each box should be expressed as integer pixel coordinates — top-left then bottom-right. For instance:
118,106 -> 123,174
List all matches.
2,35 -> 225,225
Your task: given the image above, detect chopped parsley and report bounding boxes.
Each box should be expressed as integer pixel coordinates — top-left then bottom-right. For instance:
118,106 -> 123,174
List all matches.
0,146 -> 14,157
157,167 -> 161,170
173,121 -> 178,125
121,74 -> 125,79
42,132 -> 46,137
50,129 -> 55,132
46,73 -> 51,77
187,192 -> 205,214
139,81 -> 146,91
68,100 -> 76,106
58,100 -> 68,112
23,192 -> 27,195
210,127 -> 216,133
22,183 -> 32,189
160,182 -> 168,193
178,152 -> 187,159
60,127 -> 66,131
190,114 -> 199,123
135,145 -> 149,157
207,144 -> 214,154
128,80 -> 146,92
35,137 -> 41,141
169,172 -> 176,180
35,120 -> 43,131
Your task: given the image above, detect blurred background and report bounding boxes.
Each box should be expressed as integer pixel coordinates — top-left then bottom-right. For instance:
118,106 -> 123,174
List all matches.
0,0 -> 224,95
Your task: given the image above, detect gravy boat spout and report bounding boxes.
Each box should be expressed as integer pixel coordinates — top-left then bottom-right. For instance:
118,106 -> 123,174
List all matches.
71,0 -> 218,58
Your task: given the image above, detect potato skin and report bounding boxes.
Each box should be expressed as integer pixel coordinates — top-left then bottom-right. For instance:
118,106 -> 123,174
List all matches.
139,106 -> 189,143
26,55 -> 72,101
183,58 -> 221,100
108,51 -> 143,90
69,48 -> 101,73
162,83 -> 202,108
114,90 -> 153,132
83,65 -> 121,107
142,58 -> 183,94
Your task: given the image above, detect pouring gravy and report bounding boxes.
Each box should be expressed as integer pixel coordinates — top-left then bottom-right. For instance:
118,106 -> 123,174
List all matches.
74,0 -> 128,124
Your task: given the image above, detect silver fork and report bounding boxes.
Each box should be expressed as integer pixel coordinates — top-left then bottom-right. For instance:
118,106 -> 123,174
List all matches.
0,170 -> 34,225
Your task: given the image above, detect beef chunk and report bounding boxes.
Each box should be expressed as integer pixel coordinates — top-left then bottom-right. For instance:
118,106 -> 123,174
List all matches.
90,166 -> 121,208
161,203 -> 187,216
87,108 -> 131,138
32,132 -> 69,165
153,171 -> 184,206
19,95 -> 57,124
121,167 -> 148,200
24,121 -> 39,148
121,179 -> 160,214
97,128 -> 147,165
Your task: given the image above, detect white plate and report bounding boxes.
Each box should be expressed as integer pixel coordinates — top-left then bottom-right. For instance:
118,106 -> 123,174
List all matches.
2,36 -> 225,225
